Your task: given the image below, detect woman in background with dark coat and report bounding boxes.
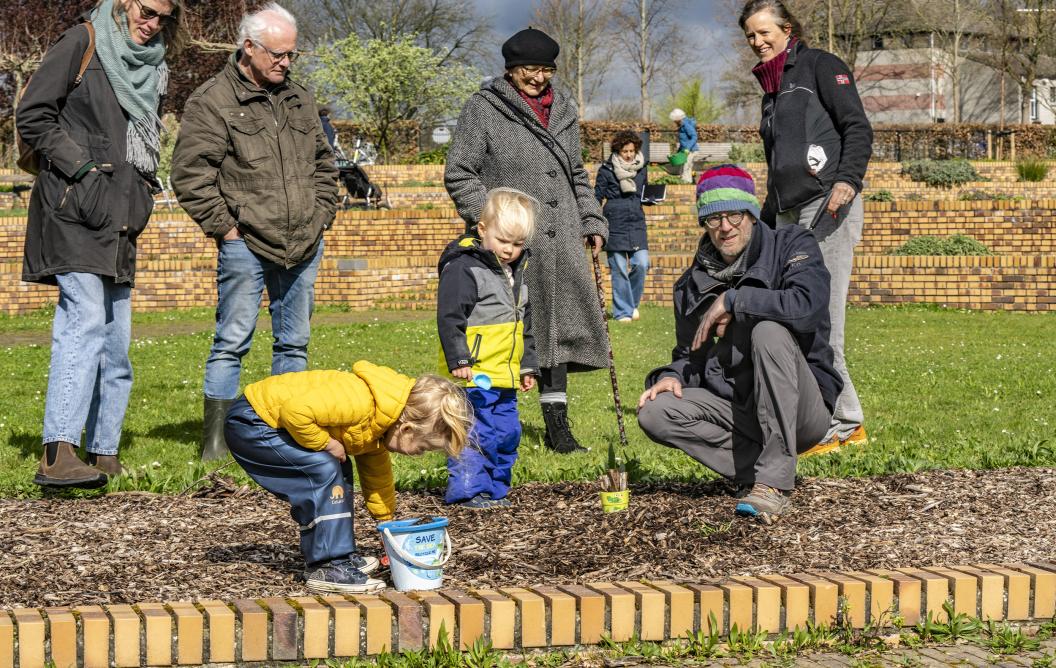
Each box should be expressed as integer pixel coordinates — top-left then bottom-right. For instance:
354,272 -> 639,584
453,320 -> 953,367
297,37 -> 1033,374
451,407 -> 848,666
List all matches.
445,27 -> 608,454
17,0 -> 186,488
595,130 -> 650,323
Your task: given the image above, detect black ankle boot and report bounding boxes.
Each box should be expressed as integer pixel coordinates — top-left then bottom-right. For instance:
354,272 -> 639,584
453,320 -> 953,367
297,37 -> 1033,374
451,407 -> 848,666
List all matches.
201,397 -> 234,461
541,403 -> 586,454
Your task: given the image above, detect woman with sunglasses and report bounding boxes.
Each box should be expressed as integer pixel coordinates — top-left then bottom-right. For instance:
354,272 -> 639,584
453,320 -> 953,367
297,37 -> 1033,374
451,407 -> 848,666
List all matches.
445,28 -> 609,455
17,0 -> 187,488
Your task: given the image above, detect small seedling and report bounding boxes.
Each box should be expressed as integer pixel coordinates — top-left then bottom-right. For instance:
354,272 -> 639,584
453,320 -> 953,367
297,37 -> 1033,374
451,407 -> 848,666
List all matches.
985,620 -> 1041,655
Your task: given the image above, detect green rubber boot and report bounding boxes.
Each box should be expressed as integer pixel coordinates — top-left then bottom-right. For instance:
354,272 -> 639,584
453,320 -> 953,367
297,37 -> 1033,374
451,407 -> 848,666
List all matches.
201,397 -> 234,461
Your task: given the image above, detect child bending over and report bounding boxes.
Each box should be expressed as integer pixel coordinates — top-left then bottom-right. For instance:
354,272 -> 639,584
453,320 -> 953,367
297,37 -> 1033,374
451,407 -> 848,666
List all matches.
224,361 -> 472,593
437,188 -> 538,509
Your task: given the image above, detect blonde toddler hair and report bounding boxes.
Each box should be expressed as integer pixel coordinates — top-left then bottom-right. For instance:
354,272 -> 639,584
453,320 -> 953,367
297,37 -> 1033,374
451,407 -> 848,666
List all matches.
479,188 -> 537,241
400,375 -> 474,457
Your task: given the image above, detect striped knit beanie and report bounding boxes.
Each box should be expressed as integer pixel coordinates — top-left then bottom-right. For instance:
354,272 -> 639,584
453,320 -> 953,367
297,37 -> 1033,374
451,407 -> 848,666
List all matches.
695,164 -> 761,225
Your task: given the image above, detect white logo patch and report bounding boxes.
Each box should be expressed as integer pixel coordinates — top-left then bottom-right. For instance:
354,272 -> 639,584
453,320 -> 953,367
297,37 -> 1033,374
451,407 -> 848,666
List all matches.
807,145 -> 828,175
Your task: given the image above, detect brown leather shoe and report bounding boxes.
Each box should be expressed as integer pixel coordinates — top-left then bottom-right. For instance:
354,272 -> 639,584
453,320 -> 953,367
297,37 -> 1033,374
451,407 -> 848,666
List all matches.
33,442 -> 108,489
86,453 -> 126,477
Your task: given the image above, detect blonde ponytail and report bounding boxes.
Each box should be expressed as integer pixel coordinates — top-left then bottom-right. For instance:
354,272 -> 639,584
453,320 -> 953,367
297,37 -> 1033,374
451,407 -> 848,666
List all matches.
401,375 -> 474,457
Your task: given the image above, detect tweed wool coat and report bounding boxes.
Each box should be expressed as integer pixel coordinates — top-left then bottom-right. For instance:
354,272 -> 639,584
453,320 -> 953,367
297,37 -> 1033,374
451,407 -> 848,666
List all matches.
445,77 -> 609,370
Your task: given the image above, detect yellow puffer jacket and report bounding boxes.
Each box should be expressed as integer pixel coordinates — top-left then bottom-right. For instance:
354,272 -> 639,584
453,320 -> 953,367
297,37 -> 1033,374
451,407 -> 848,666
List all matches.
243,361 -> 414,521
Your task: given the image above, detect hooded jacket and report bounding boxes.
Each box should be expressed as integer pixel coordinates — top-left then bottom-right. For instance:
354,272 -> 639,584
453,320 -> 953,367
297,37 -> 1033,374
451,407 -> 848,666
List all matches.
677,117 -> 699,153
758,41 -> 873,224
17,22 -> 157,285
243,361 -> 413,521
646,222 -> 843,411
436,235 -> 537,389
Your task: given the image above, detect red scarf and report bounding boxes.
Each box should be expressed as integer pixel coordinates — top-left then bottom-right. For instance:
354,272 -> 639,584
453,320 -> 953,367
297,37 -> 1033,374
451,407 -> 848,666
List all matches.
508,76 -> 554,128
752,36 -> 796,94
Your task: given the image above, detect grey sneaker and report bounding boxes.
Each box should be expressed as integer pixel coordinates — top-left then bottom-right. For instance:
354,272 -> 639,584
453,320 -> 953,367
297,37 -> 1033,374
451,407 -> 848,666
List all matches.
305,559 -> 386,594
735,484 -> 791,524
348,553 -> 380,575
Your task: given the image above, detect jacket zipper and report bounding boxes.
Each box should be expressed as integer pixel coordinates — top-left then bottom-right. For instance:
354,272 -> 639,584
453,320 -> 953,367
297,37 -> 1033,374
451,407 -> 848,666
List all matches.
468,333 -> 482,366
59,185 -> 73,210
504,257 -> 524,388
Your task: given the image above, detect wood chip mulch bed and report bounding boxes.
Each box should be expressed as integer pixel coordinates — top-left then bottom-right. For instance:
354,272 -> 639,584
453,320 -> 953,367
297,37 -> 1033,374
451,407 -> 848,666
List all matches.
2,467 -> 1054,608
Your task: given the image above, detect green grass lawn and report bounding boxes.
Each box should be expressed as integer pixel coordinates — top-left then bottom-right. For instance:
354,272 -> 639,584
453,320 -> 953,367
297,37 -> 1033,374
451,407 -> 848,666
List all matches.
0,304 -> 1053,498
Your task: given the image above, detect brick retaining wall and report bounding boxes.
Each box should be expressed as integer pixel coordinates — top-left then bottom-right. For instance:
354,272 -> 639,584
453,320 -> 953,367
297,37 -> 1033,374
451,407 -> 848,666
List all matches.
2,563 -> 1054,667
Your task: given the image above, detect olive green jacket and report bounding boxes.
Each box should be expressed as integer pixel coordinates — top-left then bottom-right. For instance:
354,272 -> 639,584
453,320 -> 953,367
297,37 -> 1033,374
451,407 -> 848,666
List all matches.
171,52 -> 338,267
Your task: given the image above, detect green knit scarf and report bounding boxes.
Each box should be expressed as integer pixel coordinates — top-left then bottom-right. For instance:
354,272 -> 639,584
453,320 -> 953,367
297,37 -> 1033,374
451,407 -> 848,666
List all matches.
91,0 -> 168,174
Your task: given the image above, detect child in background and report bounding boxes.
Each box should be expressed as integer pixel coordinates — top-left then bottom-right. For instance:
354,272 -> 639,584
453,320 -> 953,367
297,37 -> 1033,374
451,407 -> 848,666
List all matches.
595,130 -> 651,323
224,361 -> 473,593
437,188 -> 539,509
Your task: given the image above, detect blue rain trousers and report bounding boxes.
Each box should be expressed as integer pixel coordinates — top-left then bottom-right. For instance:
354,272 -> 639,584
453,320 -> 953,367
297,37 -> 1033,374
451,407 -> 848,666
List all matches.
225,396 -> 357,566
445,387 -> 520,503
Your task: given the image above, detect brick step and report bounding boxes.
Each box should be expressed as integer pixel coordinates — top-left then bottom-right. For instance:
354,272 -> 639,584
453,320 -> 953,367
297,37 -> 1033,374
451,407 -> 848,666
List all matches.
2,563 -> 1054,666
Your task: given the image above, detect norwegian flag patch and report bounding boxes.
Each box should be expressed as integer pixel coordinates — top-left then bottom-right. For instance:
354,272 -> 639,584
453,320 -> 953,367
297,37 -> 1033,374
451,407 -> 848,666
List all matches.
835,74 -> 851,85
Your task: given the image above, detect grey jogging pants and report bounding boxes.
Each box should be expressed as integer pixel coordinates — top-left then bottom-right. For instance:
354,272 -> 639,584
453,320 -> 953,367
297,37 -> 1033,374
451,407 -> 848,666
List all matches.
637,321 -> 831,491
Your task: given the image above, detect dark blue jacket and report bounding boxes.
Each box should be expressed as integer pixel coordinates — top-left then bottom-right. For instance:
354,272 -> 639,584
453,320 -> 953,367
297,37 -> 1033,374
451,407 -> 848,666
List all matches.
646,222 -> 842,411
595,158 -> 648,251
678,117 -> 699,152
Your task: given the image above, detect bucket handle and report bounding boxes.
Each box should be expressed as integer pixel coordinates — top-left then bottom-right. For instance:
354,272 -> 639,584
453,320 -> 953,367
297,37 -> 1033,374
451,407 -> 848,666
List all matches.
382,528 -> 453,570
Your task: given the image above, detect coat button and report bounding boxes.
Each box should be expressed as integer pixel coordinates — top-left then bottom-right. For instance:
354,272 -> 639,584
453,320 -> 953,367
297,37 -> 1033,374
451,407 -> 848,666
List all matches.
546,229 -> 556,238
547,169 -> 557,177
548,200 -> 558,207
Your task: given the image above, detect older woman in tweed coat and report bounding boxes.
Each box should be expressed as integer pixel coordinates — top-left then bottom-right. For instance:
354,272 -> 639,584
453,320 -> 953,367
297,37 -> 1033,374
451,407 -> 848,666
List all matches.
444,27 -> 608,454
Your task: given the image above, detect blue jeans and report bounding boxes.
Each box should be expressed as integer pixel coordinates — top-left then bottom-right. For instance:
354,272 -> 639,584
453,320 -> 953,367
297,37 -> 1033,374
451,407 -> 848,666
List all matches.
607,250 -> 649,320
204,238 -> 323,400
43,273 -> 133,455
225,397 -> 356,565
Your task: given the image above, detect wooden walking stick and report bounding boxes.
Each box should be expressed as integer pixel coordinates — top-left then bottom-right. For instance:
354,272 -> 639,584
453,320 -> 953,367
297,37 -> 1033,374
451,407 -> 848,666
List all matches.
590,249 -> 630,494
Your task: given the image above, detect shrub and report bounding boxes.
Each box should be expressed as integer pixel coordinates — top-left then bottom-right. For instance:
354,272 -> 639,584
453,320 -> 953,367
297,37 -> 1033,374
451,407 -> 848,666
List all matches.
728,142 -> 765,163
958,189 -> 1022,202
891,234 -> 994,256
864,189 -> 894,202
652,173 -> 684,185
1016,158 -> 1049,182
413,145 -> 448,164
900,159 -> 982,188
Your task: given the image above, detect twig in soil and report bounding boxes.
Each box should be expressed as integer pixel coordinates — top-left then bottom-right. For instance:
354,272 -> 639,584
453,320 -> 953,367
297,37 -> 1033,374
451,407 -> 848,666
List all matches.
178,461 -> 236,496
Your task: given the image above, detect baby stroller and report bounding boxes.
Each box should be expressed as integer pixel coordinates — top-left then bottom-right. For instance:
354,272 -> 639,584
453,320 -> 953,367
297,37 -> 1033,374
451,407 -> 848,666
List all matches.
335,137 -> 386,209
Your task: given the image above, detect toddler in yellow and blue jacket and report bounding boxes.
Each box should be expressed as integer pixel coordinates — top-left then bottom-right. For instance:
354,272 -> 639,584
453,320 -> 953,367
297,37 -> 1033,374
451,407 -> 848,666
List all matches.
224,361 -> 472,594
437,188 -> 538,509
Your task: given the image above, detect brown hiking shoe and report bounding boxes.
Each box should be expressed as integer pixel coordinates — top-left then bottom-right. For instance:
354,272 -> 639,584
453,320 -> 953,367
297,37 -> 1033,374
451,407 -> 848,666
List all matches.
33,442 -> 108,489
735,484 -> 792,525
86,453 -> 126,478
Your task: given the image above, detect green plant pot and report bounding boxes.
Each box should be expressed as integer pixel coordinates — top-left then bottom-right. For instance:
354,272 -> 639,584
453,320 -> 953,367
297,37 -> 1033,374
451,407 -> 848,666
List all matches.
600,490 -> 630,513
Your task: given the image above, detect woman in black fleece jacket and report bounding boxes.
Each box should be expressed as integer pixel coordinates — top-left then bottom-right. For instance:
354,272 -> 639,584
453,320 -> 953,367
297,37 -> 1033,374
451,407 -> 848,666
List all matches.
739,0 -> 872,452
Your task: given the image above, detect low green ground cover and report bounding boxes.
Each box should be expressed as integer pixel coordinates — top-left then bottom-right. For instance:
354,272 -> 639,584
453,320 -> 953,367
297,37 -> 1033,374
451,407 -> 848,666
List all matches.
0,304 -> 1053,498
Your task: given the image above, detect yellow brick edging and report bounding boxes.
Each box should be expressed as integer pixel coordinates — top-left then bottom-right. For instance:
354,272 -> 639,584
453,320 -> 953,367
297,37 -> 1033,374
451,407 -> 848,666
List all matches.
2,563 -> 1055,666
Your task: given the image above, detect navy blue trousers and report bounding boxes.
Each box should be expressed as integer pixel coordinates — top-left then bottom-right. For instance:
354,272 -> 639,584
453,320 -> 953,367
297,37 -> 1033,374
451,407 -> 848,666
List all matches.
445,387 -> 520,503
225,397 -> 356,566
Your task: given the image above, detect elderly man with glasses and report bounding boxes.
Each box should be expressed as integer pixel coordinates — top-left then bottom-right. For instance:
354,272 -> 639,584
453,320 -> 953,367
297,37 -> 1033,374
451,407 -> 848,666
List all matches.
172,2 -> 337,460
636,165 -> 842,525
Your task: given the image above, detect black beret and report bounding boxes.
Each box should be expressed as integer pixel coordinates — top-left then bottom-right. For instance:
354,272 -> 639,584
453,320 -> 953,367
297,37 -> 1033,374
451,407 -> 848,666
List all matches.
502,27 -> 560,69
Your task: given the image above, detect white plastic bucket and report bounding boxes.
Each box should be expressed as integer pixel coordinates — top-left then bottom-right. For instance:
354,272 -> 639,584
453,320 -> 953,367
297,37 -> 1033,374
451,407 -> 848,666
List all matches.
377,517 -> 452,591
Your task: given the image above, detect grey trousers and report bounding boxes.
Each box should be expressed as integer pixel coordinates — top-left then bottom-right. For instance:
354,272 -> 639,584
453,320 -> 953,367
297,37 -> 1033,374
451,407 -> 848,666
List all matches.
776,193 -> 864,439
637,322 -> 831,491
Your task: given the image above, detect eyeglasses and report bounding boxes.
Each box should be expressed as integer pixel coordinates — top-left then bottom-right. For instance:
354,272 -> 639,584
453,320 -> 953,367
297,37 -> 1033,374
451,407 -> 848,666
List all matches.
518,65 -> 556,77
132,0 -> 176,26
252,40 -> 301,63
702,211 -> 747,229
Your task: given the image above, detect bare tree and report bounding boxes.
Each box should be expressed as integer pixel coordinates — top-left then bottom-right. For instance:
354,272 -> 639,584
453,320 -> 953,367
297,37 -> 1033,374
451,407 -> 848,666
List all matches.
290,0 -> 492,66
1005,0 -> 1056,123
612,0 -> 685,120
909,0 -> 986,122
534,0 -> 613,114
787,0 -> 910,70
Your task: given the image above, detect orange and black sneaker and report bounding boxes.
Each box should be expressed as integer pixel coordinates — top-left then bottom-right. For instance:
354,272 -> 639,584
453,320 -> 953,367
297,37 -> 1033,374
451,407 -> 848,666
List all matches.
800,426 -> 868,459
